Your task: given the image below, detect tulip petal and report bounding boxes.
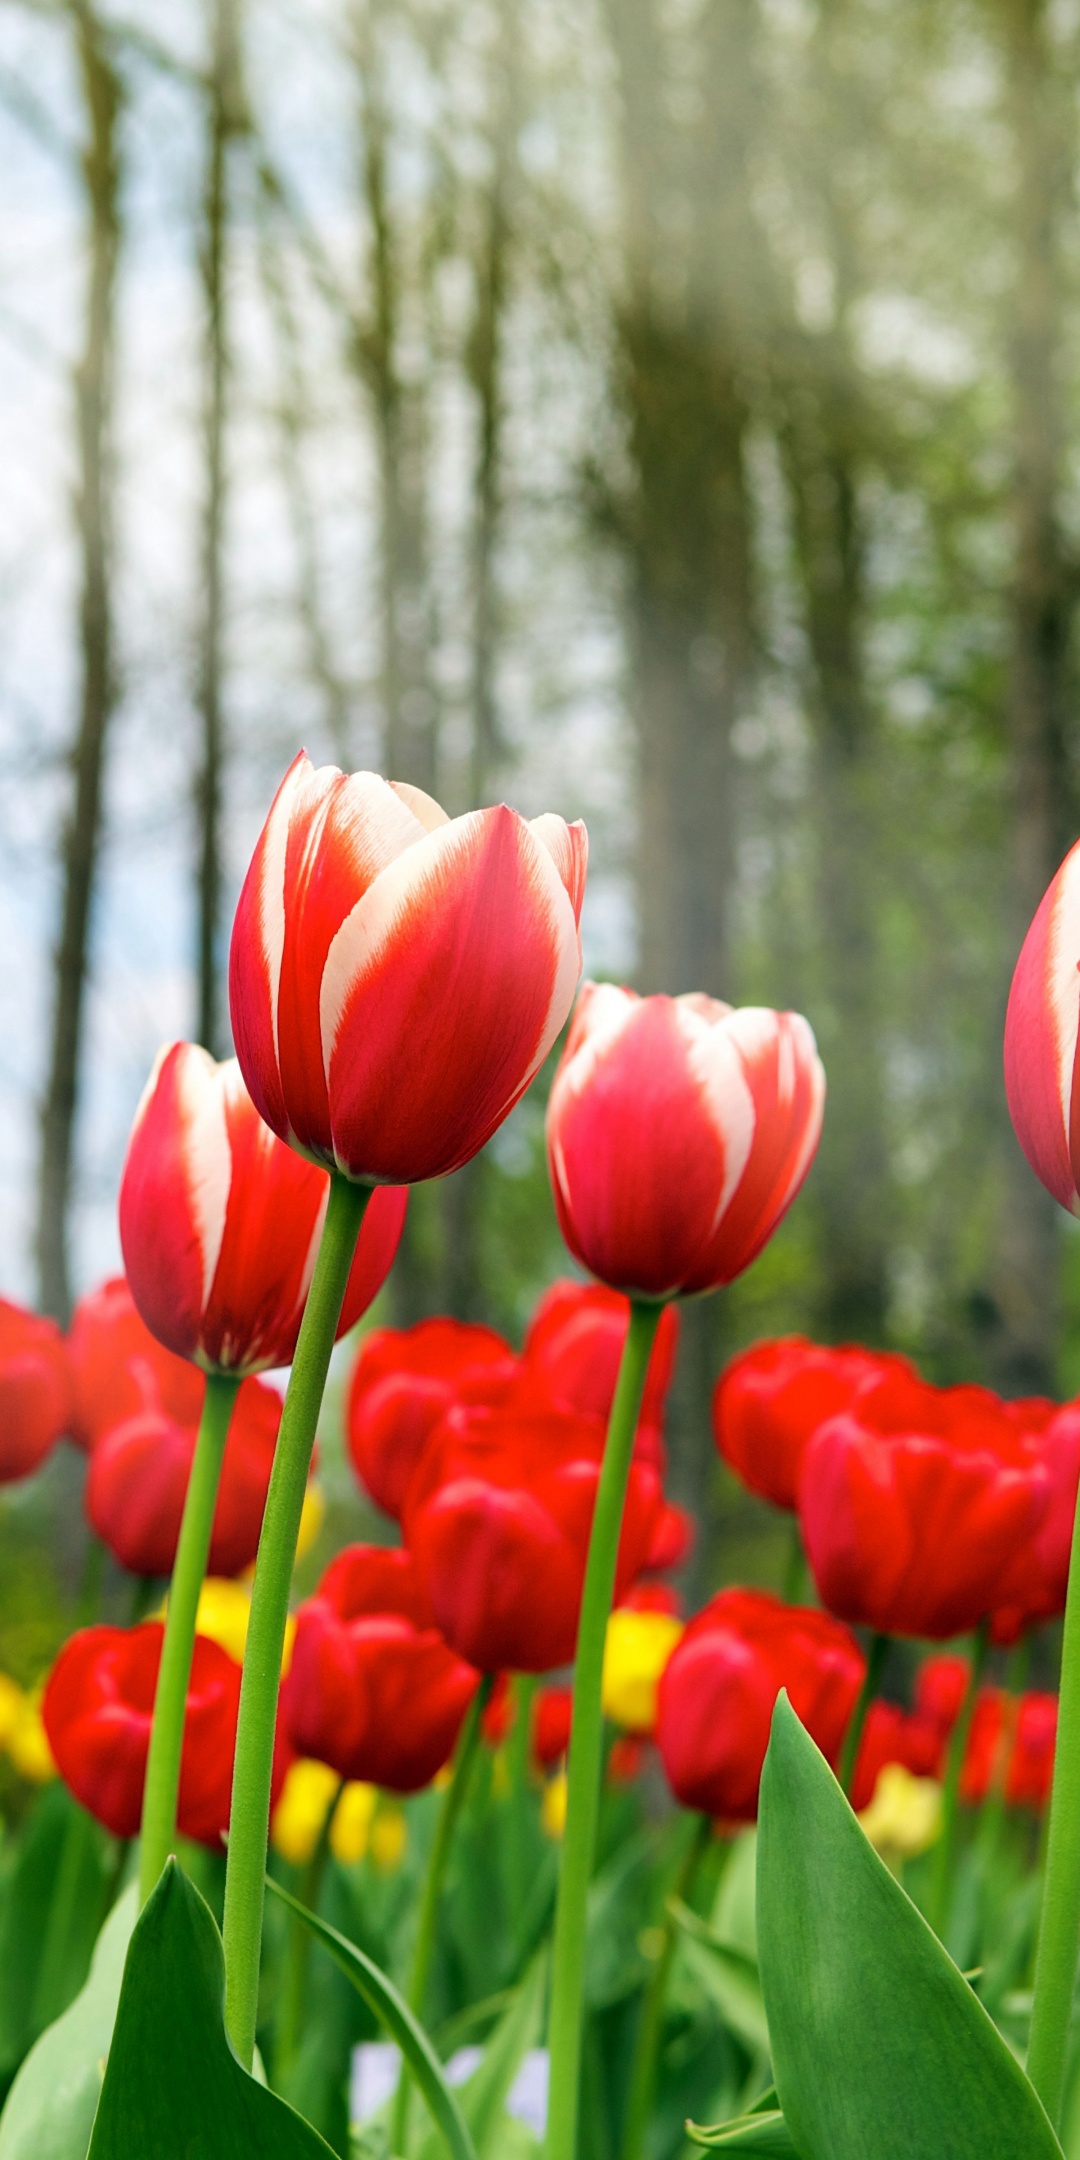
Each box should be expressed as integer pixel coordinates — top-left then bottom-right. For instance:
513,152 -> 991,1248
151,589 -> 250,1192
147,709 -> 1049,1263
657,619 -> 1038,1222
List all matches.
1004,835 -> 1080,1214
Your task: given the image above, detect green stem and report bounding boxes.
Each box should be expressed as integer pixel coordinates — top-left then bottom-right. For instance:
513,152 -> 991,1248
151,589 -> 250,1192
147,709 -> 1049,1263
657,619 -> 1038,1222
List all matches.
139,1369 -> 240,1905
545,1297 -> 664,2160
621,1811 -> 711,2160
272,1788 -> 339,2090
391,1675 -> 492,2155
927,1621 -> 989,1938
840,1631 -> 889,1798
222,1173 -> 369,2068
1028,1475 -> 1080,2128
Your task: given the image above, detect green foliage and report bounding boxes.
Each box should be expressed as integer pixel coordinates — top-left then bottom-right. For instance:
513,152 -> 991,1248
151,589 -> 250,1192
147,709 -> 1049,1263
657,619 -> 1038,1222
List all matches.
86,1863 -> 337,2158
756,1693 -> 1063,2160
0,1886 -> 135,2160
687,2110 -> 799,2155
0,1784 -> 110,2089
265,1875 -> 478,2160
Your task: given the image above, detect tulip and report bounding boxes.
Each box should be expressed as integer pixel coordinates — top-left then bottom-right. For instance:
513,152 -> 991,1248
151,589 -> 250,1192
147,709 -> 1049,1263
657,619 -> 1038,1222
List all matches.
0,1298 -> 74,1482
521,1279 -> 679,1464
656,1588 -> 863,1821
601,1607 -> 683,1734
961,1689 -> 1057,1810
271,1758 -> 341,1865
67,1275 -> 200,1453
993,1400 -> 1080,1640
712,1336 -> 915,1512
915,1653 -> 971,1739
42,1622 -> 287,1843
119,1042 -> 406,1376
798,1375 -> 1053,1639
86,1375 -> 285,1578
858,1766 -> 943,1859
639,1500 -> 695,1575
533,1685 -> 574,1771
346,1317 -> 519,1521
849,1699 -> 944,1813
282,1544 -> 479,1792
546,985 -> 825,1300
229,753 -> 587,1186
223,757 -> 587,2069
1004,835 -> 1080,1213
404,1401 -> 662,1673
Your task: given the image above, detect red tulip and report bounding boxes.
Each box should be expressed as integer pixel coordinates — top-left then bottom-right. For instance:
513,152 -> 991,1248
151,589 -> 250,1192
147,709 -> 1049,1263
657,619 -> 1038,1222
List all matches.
42,1622 -> 287,1842
521,1280 -> 679,1465
346,1318 -> 519,1520
849,1700 -> 944,1813
546,985 -> 825,1298
1004,837 -> 1080,1213
961,1689 -> 1057,1809
914,1653 -> 971,1738
799,1376 -> 1054,1639
656,1589 -> 863,1821
618,1582 -> 684,1618
0,1299 -> 73,1482
404,1401 -> 663,1672
67,1277 -> 201,1453
640,1501 -> 695,1574
282,1545 -> 479,1792
992,1401 -> 1080,1641
119,1042 -> 406,1375
533,1685 -> 574,1770
712,1336 -> 916,1511
86,1375 -> 284,1577
229,753 -> 587,1185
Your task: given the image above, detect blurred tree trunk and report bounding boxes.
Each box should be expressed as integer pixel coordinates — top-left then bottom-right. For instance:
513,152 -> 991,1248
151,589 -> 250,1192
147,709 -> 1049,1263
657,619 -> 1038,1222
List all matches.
991,0 -> 1076,1392
605,0 -> 760,1586
439,0 -> 518,1324
36,1 -> 121,1322
194,0 -> 244,1056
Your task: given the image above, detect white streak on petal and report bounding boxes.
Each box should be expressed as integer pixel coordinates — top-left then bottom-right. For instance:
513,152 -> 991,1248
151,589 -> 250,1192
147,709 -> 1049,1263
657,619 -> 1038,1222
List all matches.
257,770 -> 298,1074
529,814 -> 589,924
675,1001 -> 756,1229
390,781 -> 450,830
178,1047 -> 235,1316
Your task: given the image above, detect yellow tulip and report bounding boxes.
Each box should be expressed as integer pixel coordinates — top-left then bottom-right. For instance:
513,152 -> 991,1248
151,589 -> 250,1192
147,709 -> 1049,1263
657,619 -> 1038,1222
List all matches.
858,1765 -> 942,1859
9,1689 -> 56,1783
542,1771 -> 568,1840
329,1782 -> 378,1866
0,1673 -> 24,1752
270,1759 -> 340,1865
369,1802 -> 407,1873
296,1482 -> 326,1562
601,1610 -> 683,1733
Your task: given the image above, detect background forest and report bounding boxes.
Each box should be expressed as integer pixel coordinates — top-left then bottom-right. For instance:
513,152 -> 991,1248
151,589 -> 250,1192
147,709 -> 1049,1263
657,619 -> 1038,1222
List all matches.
0,0 -> 1078,1635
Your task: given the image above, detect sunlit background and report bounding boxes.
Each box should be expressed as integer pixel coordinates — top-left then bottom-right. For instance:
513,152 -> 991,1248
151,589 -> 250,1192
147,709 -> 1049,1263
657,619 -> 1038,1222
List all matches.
2,0 -> 1080,1616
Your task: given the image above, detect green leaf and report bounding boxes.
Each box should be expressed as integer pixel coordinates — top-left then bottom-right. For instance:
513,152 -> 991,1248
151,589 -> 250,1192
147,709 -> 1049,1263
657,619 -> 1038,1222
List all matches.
0,1887 -> 135,2160
418,1952 -> 547,2160
86,1861 -> 337,2158
0,1786 -> 108,2079
265,1875 -> 477,2160
757,1694 -> 1064,2160
668,1897 -> 770,2057
686,2109 -> 800,2154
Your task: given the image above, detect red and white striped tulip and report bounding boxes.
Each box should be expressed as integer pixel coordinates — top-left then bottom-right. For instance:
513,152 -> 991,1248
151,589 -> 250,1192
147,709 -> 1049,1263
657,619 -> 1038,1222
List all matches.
119,1042 -> 407,1375
1004,837 -> 1080,1214
546,985 -> 825,1298
228,753 -> 588,1185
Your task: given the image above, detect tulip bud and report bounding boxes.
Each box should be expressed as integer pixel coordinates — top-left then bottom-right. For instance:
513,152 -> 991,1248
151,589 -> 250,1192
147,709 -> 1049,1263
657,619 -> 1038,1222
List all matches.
1004,836 -> 1080,1212
119,1042 -> 406,1376
546,985 -> 825,1298
228,753 -> 587,1185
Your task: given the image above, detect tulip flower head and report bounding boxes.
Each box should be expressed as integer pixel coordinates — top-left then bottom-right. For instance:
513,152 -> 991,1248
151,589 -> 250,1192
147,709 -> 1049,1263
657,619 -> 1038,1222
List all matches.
601,1607 -> 683,1734
404,1398 -> 662,1672
1004,836 -> 1080,1213
229,754 -> 587,1186
799,1375 -> 1056,1639
66,1276 -> 184,1452
120,1042 -> 406,1375
346,1317 -> 519,1520
42,1622 -> 287,1843
961,1689 -> 1057,1810
858,1765 -> 943,1860
533,1685 -> 574,1771
521,1280 -> 679,1463
657,1588 -> 863,1821
282,1544 -> 480,1792
86,1373 -> 285,1578
712,1336 -> 916,1512
0,1298 -> 73,1483
849,1699 -> 945,1813
546,985 -> 825,1298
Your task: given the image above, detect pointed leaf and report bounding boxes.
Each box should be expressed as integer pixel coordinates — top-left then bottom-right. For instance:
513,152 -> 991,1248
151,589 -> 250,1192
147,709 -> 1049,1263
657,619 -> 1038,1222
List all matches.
757,1694 -> 1063,2160
87,1862 -> 336,2157
669,1897 -> 769,2056
0,1888 -> 136,2160
265,1875 -> 477,2160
